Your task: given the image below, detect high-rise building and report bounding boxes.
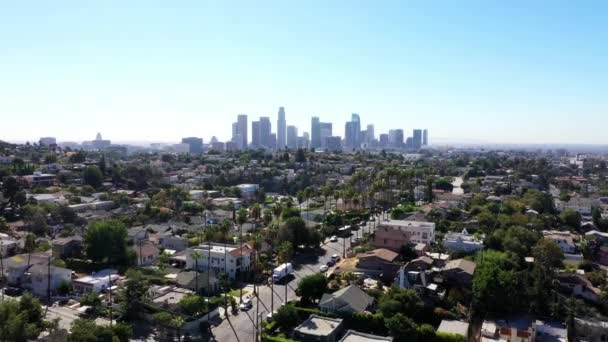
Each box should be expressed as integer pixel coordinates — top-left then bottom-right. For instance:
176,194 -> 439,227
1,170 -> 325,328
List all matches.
344,114 -> 361,149
277,107 -> 286,149
311,117 -> 321,149
413,129 -> 422,149
379,134 -> 389,148
92,132 -> 111,150
232,115 -> 248,149
366,124 -> 375,143
260,117 -> 272,148
405,137 -> 413,149
251,121 -> 261,147
181,137 -> 204,154
39,137 -> 57,145
320,123 -> 332,148
325,136 -> 342,152
270,133 -> 277,150
287,125 -> 298,149
423,129 -> 428,146
388,129 -> 404,148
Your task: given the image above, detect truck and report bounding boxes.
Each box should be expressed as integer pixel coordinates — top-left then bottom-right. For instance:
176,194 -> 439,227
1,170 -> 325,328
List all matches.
272,263 -> 293,283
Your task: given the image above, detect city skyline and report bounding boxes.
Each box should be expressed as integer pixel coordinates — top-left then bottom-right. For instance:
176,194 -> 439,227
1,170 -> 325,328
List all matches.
1,1 -> 607,144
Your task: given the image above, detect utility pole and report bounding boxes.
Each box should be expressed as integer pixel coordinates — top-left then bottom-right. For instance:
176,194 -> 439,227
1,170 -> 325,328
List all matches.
108,272 -> 113,327
0,240 -> 4,303
47,256 -> 51,306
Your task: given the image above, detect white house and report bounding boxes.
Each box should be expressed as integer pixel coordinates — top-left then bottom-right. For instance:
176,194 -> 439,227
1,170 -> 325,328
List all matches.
443,229 -> 484,252
542,230 -> 577,254
374,220 -> 435,248
25,265 -> 72,298
236,184 -> 259,198
73,269 -> 119,294
0,233 -> 17,257
185,243 -> 255,280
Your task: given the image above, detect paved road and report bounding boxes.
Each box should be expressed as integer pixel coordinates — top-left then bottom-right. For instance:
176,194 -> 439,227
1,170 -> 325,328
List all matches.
210,217 -> 379,342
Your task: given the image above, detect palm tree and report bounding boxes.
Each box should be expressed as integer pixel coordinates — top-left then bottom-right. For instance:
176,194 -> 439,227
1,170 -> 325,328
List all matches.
236,208 -> 248,303
190,250 -> 202,294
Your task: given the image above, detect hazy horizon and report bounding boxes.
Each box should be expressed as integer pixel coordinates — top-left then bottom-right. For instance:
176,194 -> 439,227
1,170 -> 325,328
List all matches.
1,1 -> 606,144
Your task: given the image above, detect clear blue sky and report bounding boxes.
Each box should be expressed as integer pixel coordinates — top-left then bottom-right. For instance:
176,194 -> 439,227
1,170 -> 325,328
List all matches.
1,1 -> 606,144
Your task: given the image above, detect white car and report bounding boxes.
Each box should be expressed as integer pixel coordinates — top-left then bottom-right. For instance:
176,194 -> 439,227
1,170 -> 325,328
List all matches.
330,236 -> 338,242
331,254 -> 339,260
239,298 -> 252,311
319,265 -> 329,273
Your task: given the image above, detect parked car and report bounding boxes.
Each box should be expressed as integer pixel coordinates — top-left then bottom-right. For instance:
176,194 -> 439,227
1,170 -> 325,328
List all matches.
330,236 -> 338,242
319,265 -> 329,273
266,311 -> 276,323
331,254 -> 339,260
326,259 -> 336,267
239,298 -> 252,311
3,287 -> 23,297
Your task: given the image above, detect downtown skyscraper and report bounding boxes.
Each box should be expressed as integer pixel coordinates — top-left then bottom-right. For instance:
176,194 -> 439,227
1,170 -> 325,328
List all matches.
277,107 -> 286,149
231,114 -> 248,149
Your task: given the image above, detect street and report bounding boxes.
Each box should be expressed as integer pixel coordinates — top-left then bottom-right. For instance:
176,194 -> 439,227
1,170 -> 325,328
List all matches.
210,217 -> 378,342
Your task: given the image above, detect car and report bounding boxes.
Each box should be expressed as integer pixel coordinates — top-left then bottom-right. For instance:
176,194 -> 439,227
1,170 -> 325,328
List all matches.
330,236 -> 338,242
266,311 -> 277,323
239,298 -> 253,311
319,265 -> 329,273
326,259 -> 336,267
331,254 -> 339,259
3,287 -> 23,297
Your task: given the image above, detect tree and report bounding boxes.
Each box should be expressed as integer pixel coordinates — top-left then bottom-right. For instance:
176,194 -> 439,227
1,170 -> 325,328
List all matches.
295,149 -> 307,163
472,251 -> 523,313
378,287 -> 423,318
385,313 -> 418,342
84,220 -> 129,266
23,205 -> 48,236
83,166 -> 103,189
178,294 -> 206,316
277,241 -> 294,264
0,217 -> 9,232
529,239 -> 564,314
69,319 -> 132,342
296,274 -> 327,304
560,209 -> 581,230
119,269 -> 149,321
279,217 -> 309,248
0,293 -> 44,342
263,209 -> 273,226
273,304 -> 299,330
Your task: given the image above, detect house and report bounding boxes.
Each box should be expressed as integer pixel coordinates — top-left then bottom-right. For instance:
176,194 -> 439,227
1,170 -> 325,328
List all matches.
127,226 -> 149,244
0,233 -> 17,257
597,246 -> 608,266
1,253 -> 50,286
24,265 -> 72,298
73,269 -> 119,294
534,320 -> 567,342
443,229 -> 484,253
133,241 -> 160,266
294,315 -> 344,342
438,320 -> 469,339
404,256 -> 434,272
236,184 -> 259,199
319,285 -> 374,314
158,234 -> 188,252
356,249 -> 399,270
339,330 -> 393,342
586,230 -> 608,244
542,231 -> 577,254
51,236 -> 83,259
151,286 -> 194,311
481,318 -> 534,342
373,220 -> 435,252
185,243 -> 255,280
574,318 -> 608,342
557,273 -> 601,303
174,270 -> 220,294
442,259 -> 476,286
20,171 -> 56,188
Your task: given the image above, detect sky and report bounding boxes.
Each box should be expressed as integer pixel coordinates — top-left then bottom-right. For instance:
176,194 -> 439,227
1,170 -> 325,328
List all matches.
1,1 -> 607,145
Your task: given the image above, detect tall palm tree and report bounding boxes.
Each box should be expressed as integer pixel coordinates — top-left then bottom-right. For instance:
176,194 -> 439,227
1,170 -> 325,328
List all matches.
190,250 -> 202,294
236,208 -> 248,303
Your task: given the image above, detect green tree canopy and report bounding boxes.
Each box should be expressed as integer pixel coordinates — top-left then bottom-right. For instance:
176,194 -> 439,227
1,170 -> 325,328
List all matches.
83,166 -> 103,189
84,220 -> 129,266
296,274 -> 328,304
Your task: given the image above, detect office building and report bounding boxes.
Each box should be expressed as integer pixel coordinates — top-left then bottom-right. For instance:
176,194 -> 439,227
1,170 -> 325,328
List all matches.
39,137 -> 56,146
181,137 -> 203,154
423,129 -> 428,146
325,136 -> 342,152
231,115 -> 248,149
344,113 -> 361,149
269,133 -> 277,150
260,117 -> 272,148
287,125 -> 298,149
320,123 -> 332,148
311,117 -> 321,149
277,107 -> 286,149
251,121 -> 261,148
366,124 -> 375,143
388,129 -> 404,149
413,129 -> 423,149
379,134 -> 389,148
405,137 -> 413,149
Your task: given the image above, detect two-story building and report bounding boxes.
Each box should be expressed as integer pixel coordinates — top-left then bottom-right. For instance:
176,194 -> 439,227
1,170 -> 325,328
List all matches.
373,220 -> 435,252
185,243 -> 255,280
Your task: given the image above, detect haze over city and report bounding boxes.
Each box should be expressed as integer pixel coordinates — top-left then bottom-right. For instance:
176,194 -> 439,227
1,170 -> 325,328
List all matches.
1,1 -> 607,144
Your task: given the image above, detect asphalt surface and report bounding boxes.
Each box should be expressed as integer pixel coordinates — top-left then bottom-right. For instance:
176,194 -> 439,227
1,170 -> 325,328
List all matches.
210,218 -> 378,342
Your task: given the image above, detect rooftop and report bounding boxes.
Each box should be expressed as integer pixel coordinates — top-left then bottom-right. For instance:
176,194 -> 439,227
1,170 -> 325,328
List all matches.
294,314 -> 343,337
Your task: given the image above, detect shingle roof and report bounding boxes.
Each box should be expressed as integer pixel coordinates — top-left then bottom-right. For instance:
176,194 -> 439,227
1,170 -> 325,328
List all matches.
356,248 -> 399,262
443,259 -> 476,275
319,285 -> 374,313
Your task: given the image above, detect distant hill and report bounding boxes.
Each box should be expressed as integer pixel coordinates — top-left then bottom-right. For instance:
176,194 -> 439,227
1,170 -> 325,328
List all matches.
0,140 -> 16,149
